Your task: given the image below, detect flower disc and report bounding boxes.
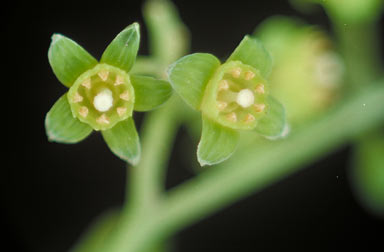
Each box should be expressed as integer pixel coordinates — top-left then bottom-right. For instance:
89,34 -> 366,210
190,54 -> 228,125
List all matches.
67,64 -> 135,131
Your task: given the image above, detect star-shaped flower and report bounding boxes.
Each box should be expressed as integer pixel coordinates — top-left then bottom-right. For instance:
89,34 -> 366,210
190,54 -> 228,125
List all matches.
168,36 -> 286,166
45,23 -> 172,165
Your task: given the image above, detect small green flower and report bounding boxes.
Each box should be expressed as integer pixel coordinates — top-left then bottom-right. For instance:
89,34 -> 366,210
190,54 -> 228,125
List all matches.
45,22 -> 172,165
168,36 -> 286,166
255,16 -> 343,124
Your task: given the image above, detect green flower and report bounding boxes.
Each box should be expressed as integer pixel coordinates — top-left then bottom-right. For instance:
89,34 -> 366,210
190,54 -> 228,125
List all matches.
45,22 -> 172,165
168,36 -> 286,166
255,16 -> 343,124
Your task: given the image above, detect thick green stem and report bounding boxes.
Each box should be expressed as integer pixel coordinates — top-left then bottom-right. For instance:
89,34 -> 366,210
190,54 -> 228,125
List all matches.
106,82 -> 384,252
332,20 -> 382,90
127,95 -> 184,211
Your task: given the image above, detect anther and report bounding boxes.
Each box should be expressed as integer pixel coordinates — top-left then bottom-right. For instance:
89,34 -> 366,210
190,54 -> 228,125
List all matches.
244,113 -> 255,123
114,75 -> 124,86
82,79 -> 91,89
98,70 -> 109,81
73,92 -> 83,103
217,101 -> 228,111
79,106 -> 88,117
97,114 -> 110,124
254,104 -> 266,112
231,68 -> 241,78
218,80 -> 229,91
244,71 -> 255,80
226,112 -> 237,122
255,84 -> 265,94
120,91 -> 130,101
116,107 -> 127,117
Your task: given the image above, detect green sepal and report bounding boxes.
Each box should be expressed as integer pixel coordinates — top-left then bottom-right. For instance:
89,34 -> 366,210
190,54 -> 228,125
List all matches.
101,23 -> 140,73
168,53 -> 220,110
143,0 -> 190,65
255,96 -> 286,138
101,117 -> 141,165
227,35 -> 273,79
48,34 -> 98,88
45,94 -> 93,143
130,74 -> 172,111
197,116 -> 239,166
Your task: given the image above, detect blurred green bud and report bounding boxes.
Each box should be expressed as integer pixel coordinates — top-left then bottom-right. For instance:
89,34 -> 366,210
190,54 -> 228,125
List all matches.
168,36 -> 286,166
351,134 -> 384,218
290,0 -> 383,23
255,16 -> 344,125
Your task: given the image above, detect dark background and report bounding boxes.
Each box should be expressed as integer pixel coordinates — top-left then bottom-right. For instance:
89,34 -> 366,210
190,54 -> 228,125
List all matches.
4,0 -> 384,251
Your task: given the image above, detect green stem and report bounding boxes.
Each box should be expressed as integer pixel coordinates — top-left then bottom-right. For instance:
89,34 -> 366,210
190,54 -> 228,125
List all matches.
106,82 -> 384,252
332,19 -> 382,90
127,95 -> 184,211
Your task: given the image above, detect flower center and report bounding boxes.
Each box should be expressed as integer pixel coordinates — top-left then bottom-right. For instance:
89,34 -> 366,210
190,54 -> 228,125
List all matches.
236,89 -> 254,108
67,64 -> 135,131
94,89 -> 113,112
203,61 -> 268,130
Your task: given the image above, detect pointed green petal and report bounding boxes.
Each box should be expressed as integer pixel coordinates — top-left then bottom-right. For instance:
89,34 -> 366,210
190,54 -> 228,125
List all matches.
197,116 -> 239,166
100,23 -> 140,73
227,35 -> 273,78
101,118 -> 141,165
168,53 -> 220,110
45,94 -> 93,143
48,34 -> 98,88
130,74 -> 172,111
255,96 -> 286,138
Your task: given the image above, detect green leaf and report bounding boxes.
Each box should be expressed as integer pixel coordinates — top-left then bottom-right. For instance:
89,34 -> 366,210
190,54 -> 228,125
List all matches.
101,117 -> 141,165
255,96 -> 286,138
168,53 -> 220,110
101,23 -> 140,73
48,34 -> 98,88
130,74 -> 173,111
197,116 -> 239,166
143,0 -> 190,65
227,35 -> 273,79
45,94 -> 93,143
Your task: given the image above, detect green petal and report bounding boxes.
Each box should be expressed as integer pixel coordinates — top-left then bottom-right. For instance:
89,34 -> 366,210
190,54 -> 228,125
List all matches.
100,23 -> 140,73
45,94 -> 93,143
48,34 -> 98,88
227,35 -> 273,79
255,96 -> 286,138
197,116 -> 239,166
101,117 -> 141,165
130,74 -> 173,111
168,53 -> 220,110
143,0 -> 190,65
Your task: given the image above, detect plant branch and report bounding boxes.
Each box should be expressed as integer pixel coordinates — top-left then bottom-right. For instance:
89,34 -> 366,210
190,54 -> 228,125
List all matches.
127,95 -> 184,212
105,81 -> 384,252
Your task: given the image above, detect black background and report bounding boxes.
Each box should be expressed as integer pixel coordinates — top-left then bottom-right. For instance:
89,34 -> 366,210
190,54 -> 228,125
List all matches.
4,0 -> 384,251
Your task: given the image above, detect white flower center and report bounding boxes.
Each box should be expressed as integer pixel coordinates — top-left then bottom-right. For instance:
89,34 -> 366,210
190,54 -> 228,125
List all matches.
94,89 -> 113,112
236,89 -> 254,108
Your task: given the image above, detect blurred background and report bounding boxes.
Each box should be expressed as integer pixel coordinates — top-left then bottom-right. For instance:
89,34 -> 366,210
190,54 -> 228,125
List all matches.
4,0 -> 384,251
